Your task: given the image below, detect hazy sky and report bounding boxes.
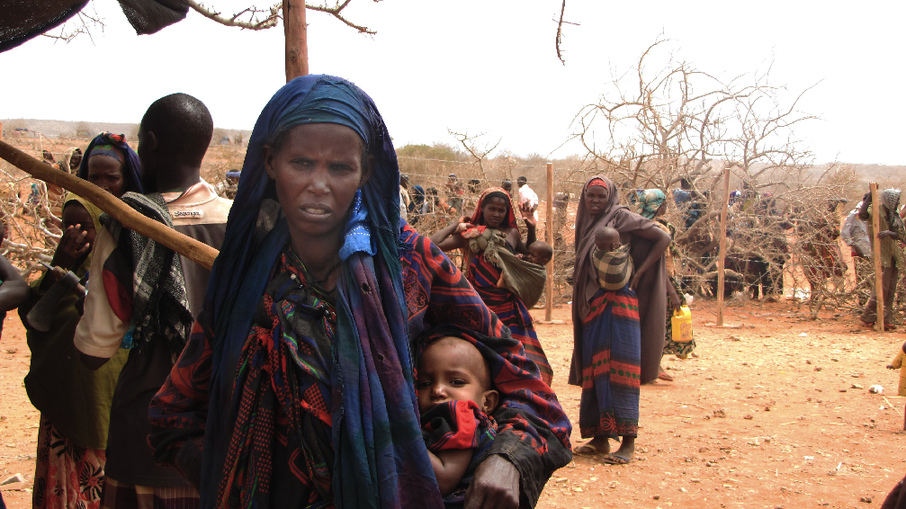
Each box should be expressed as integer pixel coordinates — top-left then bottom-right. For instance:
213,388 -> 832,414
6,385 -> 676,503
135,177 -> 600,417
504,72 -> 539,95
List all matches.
2,0 -> 904,165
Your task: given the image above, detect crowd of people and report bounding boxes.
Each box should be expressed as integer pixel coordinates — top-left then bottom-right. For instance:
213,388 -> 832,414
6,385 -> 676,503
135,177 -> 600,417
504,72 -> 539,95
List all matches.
1,74 -> 905,509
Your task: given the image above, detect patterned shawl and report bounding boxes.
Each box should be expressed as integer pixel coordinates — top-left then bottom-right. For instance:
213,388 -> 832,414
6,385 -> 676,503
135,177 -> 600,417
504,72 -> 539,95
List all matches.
76,132 -> 144,195
201,75 -> 440,508
101,192 -> 194,356
636,189 -> 666,219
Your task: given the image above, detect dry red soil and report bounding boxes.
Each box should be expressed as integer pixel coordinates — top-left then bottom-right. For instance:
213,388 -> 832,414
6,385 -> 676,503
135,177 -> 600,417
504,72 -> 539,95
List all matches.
2,298 -> 905,508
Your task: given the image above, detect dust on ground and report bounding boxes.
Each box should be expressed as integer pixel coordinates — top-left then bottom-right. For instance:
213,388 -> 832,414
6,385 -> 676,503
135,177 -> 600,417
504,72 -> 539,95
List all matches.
2,298 -> 905,508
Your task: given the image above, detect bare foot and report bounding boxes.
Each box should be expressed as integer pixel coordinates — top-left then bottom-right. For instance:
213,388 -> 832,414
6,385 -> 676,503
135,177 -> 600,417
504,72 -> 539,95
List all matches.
603,436 -> 635,464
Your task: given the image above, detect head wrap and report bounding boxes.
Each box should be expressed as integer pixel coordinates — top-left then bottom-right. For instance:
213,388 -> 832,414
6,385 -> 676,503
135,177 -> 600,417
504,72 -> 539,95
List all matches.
88,144 -> 125,166
202,75 -> 437,507
59,147 -> 82,174
881,188 -> 905,235
881,189 -> 901,213
637,189 -> 667,219
468,187 -> 518,229
62,194 -> 103,272
62,192 -> 103,235
77,132 -> 144,195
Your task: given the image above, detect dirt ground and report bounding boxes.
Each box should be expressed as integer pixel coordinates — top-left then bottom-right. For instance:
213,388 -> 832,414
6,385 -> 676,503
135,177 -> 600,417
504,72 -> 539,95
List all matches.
0,297 -> 904,508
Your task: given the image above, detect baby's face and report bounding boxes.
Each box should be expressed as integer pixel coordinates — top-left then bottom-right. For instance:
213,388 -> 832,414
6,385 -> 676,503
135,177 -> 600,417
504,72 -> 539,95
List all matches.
416,337 -> 496,414
526,247 -> 551,266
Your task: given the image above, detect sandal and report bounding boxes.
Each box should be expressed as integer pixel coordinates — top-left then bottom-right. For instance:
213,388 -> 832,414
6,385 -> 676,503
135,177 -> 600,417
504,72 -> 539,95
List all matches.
574,442 -> 607,455
601,453 -> 632,465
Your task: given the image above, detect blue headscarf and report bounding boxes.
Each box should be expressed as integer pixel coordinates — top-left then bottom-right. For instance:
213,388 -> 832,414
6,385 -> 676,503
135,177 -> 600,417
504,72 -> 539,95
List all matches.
202,75 -> 439,507
76,132 -> 144,195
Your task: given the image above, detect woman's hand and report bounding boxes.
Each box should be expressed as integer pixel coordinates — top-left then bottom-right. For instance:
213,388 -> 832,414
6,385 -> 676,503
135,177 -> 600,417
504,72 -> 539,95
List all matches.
464,455 -> 519,509
878,230 -> 898,240
456,222 -> 475,234
519,201 -> 535,221
669,288 -> 683,309
52,224 -> 91,270
629,272 -> 641,291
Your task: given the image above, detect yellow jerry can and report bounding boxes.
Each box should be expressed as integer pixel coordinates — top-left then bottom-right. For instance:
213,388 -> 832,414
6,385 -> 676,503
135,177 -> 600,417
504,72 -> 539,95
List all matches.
671,305 -> 693,343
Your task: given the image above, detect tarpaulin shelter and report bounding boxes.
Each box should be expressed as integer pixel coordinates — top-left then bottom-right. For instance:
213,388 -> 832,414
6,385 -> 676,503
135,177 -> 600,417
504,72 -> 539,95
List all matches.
0,0 -> 190,52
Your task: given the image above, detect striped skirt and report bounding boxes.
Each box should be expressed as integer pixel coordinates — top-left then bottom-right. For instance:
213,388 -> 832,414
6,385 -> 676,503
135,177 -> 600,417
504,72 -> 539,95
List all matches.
577,286 -> 641,438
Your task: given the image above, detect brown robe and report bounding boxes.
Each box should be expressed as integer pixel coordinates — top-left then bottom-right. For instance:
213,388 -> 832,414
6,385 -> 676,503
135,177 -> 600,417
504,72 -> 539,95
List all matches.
570,176 -> 667,385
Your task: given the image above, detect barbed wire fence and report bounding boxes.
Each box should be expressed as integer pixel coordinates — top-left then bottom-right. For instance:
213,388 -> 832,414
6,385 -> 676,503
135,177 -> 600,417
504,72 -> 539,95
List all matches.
1,133 -> 902,321
396,154 -> 891,320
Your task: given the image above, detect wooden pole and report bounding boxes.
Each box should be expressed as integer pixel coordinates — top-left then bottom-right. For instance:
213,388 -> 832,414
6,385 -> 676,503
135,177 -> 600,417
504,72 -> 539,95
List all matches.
284,0 -> 309,81
716,168 -> 731,326
870,183 -> 884,332
0,140 -> 219,270
544,162 -> 554,321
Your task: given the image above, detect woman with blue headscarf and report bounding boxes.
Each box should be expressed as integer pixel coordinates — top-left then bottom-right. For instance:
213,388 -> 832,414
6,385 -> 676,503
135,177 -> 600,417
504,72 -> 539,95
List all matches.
77,132 -> 144,198
149,76 -> 570,508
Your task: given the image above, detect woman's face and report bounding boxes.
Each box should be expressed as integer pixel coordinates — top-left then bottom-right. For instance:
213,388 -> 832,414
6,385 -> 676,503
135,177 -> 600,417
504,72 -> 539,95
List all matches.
69,151 -> 82,171
585,185 -> 610,217
265,123 -> 372,245
87,155 -> 126,198
481,196 -> 509,228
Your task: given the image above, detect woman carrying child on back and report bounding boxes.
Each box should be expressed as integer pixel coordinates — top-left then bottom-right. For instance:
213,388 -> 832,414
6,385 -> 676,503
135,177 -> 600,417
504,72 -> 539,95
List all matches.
570,176 -> 670,464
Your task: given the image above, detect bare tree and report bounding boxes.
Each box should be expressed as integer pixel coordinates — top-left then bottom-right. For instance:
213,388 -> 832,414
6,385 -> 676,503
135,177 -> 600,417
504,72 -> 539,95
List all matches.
448,129 -> 501,178
188,0 -> 376,33
569,38 -> 859,313
45,0 -> 377,42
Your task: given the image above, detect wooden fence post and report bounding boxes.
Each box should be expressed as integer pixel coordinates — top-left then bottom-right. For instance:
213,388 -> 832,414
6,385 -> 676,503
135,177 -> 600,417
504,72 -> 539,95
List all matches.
716,168 -> 731,326
284,0 -> 309,81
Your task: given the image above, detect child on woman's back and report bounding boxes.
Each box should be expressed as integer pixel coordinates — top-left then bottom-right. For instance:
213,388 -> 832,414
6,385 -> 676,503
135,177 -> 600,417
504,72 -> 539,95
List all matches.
416,333 -> 499,500
592,225 -> 634,291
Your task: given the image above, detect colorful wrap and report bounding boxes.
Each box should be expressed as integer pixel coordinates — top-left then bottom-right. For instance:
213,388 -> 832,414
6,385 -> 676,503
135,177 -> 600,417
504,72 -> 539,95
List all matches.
421,400 -> 497,506
577,286 -> 640,438
461,190 -> 553,384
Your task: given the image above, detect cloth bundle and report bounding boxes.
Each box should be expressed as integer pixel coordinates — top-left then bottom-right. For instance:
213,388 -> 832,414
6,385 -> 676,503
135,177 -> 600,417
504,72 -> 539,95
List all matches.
591,244 -> 633,291
467,227 -> 547,307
